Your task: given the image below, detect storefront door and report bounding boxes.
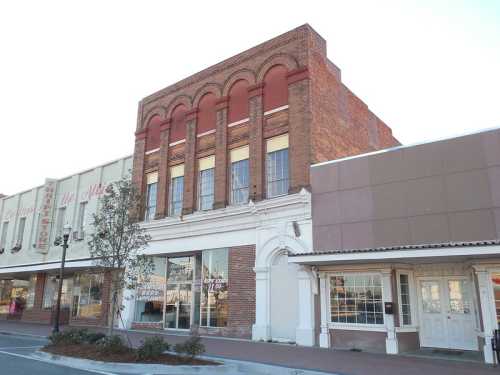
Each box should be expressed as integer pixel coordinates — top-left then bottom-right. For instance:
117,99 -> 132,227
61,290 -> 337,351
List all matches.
418,277 -> 477,350
164,256 -> 194,330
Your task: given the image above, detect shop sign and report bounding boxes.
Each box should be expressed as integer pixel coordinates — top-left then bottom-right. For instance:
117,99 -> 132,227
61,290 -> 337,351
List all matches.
36,179 -> 57,252
205,279 -> 227,293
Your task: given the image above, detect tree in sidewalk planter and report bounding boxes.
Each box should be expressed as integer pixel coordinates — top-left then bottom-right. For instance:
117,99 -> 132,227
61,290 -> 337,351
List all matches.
88,175 -> 154,337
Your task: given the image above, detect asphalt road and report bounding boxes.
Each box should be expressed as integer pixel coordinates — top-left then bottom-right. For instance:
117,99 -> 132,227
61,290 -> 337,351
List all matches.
0,333 -> 119,375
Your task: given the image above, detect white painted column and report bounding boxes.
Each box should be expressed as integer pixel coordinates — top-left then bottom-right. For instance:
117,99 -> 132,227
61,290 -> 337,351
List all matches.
382,270 -> 398,354
319,272 -> 331,348
119,286 -> 135,329
296,266 -> 315,346
252,266 -> 270,341
475,268 -> 496,364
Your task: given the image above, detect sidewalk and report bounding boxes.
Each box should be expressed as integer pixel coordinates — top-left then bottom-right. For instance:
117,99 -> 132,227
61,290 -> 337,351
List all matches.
0,320 -> 497,375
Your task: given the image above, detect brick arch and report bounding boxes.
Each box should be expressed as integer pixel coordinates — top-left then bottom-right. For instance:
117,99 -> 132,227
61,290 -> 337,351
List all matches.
192,83 -> 222,108
141,106 -> 167,130
256,53 -> 299,82
166,95 -> 192,119
222,69 -> 256,96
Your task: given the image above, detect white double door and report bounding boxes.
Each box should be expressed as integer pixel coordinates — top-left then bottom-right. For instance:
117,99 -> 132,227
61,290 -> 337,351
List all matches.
418,277 -> 477,351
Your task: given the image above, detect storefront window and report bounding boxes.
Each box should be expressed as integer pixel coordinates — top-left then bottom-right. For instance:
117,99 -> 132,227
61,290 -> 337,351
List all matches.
201,249 -> 228,328
167,257 -> 193,283
330,274 -> 384,325
43,276 -> 73,309
26,275 -> 37,309
134,257 -> 166,322
72,273 -> 103,319
0,279 -> 29,315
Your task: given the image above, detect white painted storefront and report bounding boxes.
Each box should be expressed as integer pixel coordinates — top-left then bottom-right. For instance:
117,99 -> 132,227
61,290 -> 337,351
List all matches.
120,189 -> 317,346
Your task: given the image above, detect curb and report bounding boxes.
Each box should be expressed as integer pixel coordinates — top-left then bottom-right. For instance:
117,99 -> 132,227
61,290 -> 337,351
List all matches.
32,350 -> 338,375
0,330 -> 47,340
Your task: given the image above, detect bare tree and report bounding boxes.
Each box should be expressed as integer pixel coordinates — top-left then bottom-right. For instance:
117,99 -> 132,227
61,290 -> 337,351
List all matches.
88,175 -> 153,336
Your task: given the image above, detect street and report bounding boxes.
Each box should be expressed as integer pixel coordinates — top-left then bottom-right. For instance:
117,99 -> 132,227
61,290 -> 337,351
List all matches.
0,333 -> 116,375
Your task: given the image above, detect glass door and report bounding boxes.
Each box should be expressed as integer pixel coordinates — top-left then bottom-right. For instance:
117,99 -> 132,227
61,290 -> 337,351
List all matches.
164,256 -> 194,330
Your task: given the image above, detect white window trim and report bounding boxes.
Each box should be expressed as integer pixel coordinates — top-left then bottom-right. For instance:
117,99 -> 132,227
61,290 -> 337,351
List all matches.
263,104 -> 289,116
227,117 -> 250,128
327,272 -> 386,329
145,147 -> 160,155
169,139 -> 186,147
196,129 -> 216,138
396,270 -> 419,329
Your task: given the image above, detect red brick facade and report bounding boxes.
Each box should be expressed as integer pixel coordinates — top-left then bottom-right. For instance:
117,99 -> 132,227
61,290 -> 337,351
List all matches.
132,24 -> 398,220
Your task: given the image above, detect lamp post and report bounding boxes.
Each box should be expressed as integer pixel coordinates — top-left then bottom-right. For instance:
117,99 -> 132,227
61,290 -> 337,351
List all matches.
53,224 -> 71,333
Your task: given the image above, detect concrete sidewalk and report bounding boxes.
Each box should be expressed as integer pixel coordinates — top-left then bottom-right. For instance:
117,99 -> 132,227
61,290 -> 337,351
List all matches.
0,320 -> 497,375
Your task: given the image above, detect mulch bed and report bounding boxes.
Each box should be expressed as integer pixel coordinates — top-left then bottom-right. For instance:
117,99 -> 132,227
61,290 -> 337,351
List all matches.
41,344 -> 218,366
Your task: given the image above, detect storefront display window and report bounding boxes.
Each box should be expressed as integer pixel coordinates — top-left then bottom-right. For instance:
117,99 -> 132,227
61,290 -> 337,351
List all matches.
201,249 -> 228,328
72,273 -> 103,319
26,275 -> 37,309
330,274 -> 384,325
134,257 -> 166,322
0,279 -> 29,315
43,276 -> 73,309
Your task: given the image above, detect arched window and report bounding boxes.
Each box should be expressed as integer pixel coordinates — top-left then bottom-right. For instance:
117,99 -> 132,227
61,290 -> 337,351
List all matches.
228,79 -> 249,124
197,92 -> 217,135
145,115 -> 162,151
263,65 -> 288,112
170,104 -> 188,143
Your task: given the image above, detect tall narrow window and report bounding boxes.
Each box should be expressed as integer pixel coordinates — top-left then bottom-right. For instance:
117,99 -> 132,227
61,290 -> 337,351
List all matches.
145,172 -> 158,221
201,249 -> 228,328
198,156 -> 215,211
76,202 -> 87,239
399,274 -> 412,326
230,146 -> 249,205
26,275 -> 37,309
169,164 -> 184,216
43,275 -> 73,309
0,222 -> 8,252
266,134 -> 289,198
15,217 -> 26,250
72,273 -> 103,319
55,207 -> 66,237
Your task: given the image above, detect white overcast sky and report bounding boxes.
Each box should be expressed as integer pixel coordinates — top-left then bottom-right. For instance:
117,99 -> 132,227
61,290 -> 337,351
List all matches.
1,0 -> 499,195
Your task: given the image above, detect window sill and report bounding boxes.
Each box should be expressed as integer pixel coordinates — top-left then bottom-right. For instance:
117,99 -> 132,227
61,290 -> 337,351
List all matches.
328,323 -> 386,332
395,326 -> 418,333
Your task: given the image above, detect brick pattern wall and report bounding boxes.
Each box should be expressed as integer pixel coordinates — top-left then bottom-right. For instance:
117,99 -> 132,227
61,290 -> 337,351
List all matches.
131,24 -> 399,223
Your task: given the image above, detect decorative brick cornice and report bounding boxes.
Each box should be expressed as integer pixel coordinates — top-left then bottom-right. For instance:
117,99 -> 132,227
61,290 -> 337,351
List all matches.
160,118 -> 172,132
215,96 -> 229,110
185,108 -> 199,121
287,66 -> 309,85
248,82 -> 265,98
135,129 -> 147,140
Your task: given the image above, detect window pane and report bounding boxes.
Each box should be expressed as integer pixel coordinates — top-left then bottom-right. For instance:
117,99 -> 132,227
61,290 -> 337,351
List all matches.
231,159 -> 249,205
43,276 -> 73,309
145,182 -> 157,221
135,257 -> 166,322
170,176 -> 184,216
0,222 -> 9,250
26,275 -> 37,309
330,275 -> 384,325
399,274 -> 412,325
266,149 -> 289,198
199,168 -> 214,211
201,249 -> 228,328
72,273 -> 103,319
0,279 -> 29,315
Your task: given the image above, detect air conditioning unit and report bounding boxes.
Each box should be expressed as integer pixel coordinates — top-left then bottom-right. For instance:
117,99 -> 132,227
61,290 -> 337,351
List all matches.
11,243 -> 22,253
72,230 -> 85,241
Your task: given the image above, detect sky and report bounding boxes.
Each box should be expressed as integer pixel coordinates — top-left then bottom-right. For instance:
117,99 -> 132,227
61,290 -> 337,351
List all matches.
0,0 -> 499,195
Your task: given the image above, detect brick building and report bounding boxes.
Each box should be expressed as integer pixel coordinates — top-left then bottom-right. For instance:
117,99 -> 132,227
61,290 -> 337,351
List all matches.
0,156 -> 132,327
122,24 -> 398,345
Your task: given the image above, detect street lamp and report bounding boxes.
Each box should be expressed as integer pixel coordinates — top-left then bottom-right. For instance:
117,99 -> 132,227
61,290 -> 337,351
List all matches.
53,224 -> 71,333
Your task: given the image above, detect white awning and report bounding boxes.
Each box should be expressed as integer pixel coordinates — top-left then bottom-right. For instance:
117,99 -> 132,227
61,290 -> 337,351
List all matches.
0,259 -> 97,276
289,244 -> 500,265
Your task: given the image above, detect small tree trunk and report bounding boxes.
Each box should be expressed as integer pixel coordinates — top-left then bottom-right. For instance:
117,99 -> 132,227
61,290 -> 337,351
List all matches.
108,288 -> 116,336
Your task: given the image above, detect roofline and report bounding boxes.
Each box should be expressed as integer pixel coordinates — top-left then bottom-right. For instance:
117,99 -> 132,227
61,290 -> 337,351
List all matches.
0,153 -> 133,201
312,124 -> 500,168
